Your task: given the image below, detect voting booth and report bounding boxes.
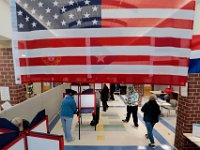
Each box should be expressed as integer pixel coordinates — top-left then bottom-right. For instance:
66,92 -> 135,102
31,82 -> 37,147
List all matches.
0,109 -> 64,150
64,85 -> 96,139
71,84 -> 90,93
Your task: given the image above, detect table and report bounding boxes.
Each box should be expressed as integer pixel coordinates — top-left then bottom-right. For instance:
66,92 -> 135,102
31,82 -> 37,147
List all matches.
183,133 -> 200,147
114,91 -> 120,95
150,91 -> 166,95
150,91 -> 179,100
156,99 -> 171,107
156,98 -> 172,117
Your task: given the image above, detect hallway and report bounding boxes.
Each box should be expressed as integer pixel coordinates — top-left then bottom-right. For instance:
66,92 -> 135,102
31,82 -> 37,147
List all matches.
51,95 -> 176,150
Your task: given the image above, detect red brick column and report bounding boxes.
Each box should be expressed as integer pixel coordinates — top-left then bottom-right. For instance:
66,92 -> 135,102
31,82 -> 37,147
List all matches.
0,48 -> 26,106
135,84 -> 144,107
175,74 -> 200,150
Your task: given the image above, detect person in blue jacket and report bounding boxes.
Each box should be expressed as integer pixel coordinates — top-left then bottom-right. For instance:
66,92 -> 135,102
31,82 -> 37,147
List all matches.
60,91 -> 77,142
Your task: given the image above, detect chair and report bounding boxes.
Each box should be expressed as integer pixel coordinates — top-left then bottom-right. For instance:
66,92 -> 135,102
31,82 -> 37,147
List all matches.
161,99 -> 177,117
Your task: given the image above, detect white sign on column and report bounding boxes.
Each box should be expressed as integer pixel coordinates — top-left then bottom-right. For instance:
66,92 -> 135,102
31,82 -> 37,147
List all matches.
180,83 -> 188,97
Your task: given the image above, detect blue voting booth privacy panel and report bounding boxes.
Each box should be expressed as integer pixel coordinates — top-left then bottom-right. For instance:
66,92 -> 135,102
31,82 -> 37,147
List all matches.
29,117 -> 48,133
28,109 -> 46,129
0,132 -> 19,149
0,118 -> 19,131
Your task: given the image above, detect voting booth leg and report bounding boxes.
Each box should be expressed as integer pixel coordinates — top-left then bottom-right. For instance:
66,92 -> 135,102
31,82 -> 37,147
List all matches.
79,121 -> 80,140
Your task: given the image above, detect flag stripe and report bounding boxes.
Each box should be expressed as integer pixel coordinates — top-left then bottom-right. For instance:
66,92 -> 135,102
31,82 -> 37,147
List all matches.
18,46 -> 190,58
189,35 -> 200,59
102,9 -> 194,20
15,28 -> 193,41
190,51 -> 200,59
21,74 -> 187,85
102,18 -> 193,29
18,65 -> 187,76
191,35 -> 200,50
18,37 -> 191,49
102,0 -> 195,10
19,56 -> 189,67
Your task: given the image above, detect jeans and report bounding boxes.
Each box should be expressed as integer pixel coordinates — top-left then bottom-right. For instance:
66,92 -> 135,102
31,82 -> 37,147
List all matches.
145,121 -> 155,144
61,116 -> 73,142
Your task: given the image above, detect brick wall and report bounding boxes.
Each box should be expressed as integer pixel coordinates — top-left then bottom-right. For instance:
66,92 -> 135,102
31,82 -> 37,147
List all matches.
175,74 -> 200,150
0,48 -> 26,106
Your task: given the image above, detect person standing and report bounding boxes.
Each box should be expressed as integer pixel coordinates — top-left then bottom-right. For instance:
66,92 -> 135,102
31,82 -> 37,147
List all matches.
141,94 -> 161,148
122,86 -> 139,127
110,84 -> 115,100
60,91 -> 77,142
100,84 -> 109,112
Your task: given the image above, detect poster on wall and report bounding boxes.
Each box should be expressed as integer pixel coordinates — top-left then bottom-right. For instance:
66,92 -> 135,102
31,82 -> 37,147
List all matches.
0,86 -> 10,101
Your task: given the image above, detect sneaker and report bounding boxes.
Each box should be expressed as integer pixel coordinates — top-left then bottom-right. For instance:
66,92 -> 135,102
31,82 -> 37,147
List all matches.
148,143 -> 155,149
122,120 -> 128,123
68,137 -> 75,142
145,134 -> 149,139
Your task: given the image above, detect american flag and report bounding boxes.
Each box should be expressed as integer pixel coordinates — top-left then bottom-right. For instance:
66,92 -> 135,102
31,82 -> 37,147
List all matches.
10,0 -> 195,85
189,0 -> 200,73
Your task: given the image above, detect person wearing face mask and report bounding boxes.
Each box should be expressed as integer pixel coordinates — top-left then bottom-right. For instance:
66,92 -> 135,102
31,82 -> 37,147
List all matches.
122,85 -> 139,127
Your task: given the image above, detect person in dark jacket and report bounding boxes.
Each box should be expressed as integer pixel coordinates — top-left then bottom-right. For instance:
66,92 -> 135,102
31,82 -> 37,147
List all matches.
100,84 -> 109,112
141,94 -> 161,148
110,84 -> 115,100
60,91 -> 77,142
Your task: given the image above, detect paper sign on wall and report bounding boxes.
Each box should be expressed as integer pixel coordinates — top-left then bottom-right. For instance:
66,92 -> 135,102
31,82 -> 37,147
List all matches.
1,101 -> 12,110
0,86 -> 10,101
181,82 -> 188,97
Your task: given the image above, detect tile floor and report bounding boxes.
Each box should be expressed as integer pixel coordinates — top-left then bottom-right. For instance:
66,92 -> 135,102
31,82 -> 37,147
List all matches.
51,95 -> 177,150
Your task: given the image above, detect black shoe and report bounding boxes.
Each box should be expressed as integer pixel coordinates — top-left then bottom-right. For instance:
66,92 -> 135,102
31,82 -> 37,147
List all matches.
148,143 -> 155,149
90,120 -> 95,126
122,120 -> 128,123
145,134 -> 149,139
135,124 -> 139,127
